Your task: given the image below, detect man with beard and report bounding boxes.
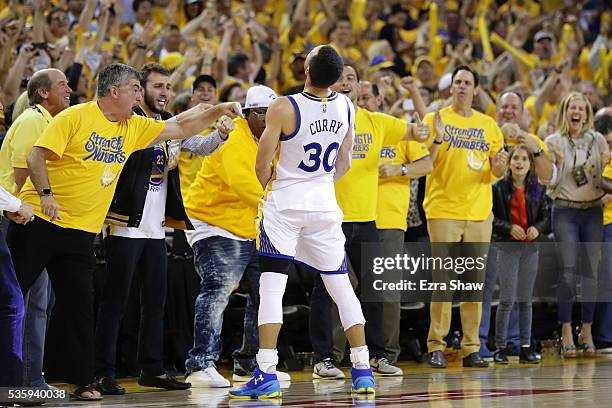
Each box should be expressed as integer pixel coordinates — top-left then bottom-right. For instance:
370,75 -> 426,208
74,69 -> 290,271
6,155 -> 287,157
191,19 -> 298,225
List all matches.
94,63 -> 235,395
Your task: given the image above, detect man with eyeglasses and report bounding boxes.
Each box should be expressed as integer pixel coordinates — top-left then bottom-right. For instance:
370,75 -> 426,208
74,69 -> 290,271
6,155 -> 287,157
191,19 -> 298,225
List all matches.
183,85 -> 291,388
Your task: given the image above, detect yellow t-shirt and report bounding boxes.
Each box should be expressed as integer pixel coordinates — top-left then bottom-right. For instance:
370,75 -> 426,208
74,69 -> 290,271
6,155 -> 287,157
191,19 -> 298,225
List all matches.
604,163 -> 612,225
184,118 -> 262,239
335,108 -> 408,222
423,106 -> 504,221
0,105 -> 53,195
19,102 -> 165,233
376,141 -> 430,231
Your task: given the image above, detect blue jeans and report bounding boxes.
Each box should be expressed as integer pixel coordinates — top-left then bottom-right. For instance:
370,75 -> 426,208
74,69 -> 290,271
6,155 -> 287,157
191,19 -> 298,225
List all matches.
594,223 -> 612,344
494,244 -> 538,348
22,270 -> 54,387
551,205 -> 602,324
0,226 -> 24,386
479,245 -> 519,351
185,237 -> 260,373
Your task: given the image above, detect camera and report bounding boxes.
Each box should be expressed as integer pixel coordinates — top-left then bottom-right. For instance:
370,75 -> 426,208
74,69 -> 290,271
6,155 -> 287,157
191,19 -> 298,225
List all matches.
571,165 -> 588,187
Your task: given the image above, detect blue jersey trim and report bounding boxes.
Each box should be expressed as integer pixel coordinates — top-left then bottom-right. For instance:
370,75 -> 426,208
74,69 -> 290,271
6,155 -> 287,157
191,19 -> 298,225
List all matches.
295,256 -> 348,275
280,95 -> 301,141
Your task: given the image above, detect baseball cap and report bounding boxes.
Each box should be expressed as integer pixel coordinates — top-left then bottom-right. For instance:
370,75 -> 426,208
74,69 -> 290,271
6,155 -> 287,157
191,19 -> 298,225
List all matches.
438,73 -> 452,91
534,31 -> 555,42
243,85 -> 277,110
193,74 -> 217,91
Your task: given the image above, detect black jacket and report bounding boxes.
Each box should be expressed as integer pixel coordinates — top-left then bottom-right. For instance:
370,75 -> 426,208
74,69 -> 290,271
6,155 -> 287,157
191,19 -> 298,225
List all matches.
492,177 -> 549,242
105,108 -> 193,230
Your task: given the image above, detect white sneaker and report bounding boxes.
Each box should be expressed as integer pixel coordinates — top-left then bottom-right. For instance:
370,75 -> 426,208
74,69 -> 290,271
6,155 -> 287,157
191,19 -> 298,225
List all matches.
313,358 -> 346,379
370,357 -> 403,376
187,367 -> 230,388
232,370 -> 291,382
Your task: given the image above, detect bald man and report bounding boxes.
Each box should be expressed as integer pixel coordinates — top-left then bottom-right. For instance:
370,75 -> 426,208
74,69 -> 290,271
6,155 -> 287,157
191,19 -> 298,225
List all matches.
0,68 -> 71,389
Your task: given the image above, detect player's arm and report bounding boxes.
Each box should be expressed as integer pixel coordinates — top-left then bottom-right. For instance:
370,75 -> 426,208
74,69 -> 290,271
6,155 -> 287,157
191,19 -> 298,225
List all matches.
156,102 -> 243,142
255,98 -> 289,188
334,121 -> 354,181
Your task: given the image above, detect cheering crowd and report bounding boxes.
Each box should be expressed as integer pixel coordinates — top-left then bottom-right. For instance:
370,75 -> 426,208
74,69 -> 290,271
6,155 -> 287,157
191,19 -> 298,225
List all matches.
0,0 -> 611,402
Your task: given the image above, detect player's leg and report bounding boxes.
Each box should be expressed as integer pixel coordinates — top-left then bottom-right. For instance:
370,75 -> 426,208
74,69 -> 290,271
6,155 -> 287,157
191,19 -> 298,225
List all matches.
297,210 -> 375,394
229,204 -> 298,399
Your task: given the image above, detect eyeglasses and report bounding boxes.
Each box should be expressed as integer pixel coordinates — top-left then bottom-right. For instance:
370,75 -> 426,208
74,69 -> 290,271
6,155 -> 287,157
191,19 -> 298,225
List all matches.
249,109 -> 267,118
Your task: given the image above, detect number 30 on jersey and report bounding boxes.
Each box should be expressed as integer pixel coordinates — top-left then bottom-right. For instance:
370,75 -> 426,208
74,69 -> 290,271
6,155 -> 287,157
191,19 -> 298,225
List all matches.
298,142 -> 340,172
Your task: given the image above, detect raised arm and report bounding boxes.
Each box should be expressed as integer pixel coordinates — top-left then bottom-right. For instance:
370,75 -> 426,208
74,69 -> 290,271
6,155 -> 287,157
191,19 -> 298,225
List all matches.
157,102 -> 243,142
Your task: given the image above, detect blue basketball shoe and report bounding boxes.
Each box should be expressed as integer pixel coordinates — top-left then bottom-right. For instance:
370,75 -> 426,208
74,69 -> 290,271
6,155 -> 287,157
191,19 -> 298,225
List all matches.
351,367 -> 376,394
228,367 -> 281,399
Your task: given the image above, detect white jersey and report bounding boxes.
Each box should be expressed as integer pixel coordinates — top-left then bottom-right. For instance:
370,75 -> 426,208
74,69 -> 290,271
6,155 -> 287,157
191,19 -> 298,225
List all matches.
267,91 -> 354,211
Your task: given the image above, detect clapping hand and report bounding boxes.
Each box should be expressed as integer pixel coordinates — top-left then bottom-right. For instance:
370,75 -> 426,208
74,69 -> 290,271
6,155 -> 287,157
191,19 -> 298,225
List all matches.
414,113 -> 429,142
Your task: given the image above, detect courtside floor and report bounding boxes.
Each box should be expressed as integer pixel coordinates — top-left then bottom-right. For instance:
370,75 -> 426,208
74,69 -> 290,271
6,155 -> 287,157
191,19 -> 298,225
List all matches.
44,357 -> 612,407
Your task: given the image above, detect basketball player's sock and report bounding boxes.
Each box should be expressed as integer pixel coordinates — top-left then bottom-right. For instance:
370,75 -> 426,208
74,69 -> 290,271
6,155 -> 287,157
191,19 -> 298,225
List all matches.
256,348 -> 278,374
350,346 -> 371,369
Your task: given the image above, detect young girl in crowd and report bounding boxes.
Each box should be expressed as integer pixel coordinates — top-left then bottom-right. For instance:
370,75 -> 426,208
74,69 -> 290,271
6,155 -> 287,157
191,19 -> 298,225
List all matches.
492,145 -> 549,364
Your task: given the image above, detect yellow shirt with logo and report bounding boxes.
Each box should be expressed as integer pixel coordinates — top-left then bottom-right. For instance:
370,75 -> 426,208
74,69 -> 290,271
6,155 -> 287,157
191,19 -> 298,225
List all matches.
19,102 -> 165,233
423,106 -> 503,221
335,108 -> 408,222
604,163 -> 612,225
184,118 -> 262,239
376,140 -> 430,231
0,105 -> 53,195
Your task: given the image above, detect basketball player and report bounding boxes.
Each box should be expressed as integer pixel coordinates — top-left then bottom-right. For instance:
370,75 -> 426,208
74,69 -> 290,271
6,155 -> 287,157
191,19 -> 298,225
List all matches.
229,45 -> 375,399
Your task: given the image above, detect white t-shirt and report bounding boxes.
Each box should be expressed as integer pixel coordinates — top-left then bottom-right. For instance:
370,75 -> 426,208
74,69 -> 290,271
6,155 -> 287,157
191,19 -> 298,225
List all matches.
111,144 -> 168,239
185,218 -> 251,247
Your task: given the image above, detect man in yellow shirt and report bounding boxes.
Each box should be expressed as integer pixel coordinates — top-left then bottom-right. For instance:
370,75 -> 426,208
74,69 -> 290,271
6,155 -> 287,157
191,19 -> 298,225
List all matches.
0,68 -> 71,391
308,65 -> 429,378
359,80 -> 433,363
422,65 -> 508,369
6,63 -> 242,401
182,85 -> 291,388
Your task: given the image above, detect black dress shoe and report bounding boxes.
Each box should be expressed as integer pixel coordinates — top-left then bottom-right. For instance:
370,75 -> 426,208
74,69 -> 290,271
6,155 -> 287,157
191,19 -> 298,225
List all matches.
493,349 -> 509,364
462,352 -> 489,368
138,373 -> 191,390
428,351 -> 447,368
96,377 -> 125,395
519,347 -> 541,364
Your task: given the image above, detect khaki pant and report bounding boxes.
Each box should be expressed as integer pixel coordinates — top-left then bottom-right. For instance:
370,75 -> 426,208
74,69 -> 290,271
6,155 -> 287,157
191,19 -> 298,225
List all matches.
426,213 -> 493,357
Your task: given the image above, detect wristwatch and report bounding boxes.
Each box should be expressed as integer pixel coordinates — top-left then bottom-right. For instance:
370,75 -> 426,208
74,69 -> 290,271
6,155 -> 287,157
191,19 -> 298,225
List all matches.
40,188 -> 52,196
433,138 -> 443,145
401,164 -> 408,176
533,147 -> 544,157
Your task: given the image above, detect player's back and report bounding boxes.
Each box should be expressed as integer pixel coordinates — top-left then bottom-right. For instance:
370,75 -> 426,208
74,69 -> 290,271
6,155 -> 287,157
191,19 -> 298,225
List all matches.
268,91 -> 354,212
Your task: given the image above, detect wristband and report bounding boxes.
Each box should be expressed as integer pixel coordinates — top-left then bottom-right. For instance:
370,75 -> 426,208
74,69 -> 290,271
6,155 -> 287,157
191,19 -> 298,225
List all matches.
433,139 -> 443,145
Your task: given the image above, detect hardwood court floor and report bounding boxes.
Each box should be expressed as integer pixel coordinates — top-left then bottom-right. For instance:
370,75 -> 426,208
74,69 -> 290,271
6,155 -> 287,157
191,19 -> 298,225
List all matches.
44,356 -> 612,407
